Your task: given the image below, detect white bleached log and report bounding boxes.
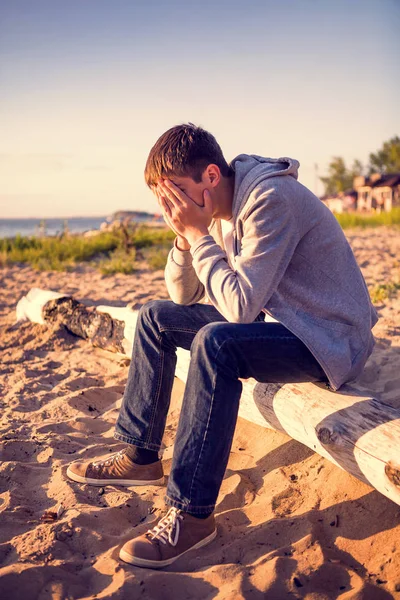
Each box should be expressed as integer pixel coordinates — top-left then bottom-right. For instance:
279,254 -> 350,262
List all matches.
16,290 -> 400,506
175,348 -> 400,506
15,288 -> 67,324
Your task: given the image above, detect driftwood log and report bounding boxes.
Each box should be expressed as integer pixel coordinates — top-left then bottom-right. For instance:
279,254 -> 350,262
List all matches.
16,289 -> 400,506
43,297 -> 126,354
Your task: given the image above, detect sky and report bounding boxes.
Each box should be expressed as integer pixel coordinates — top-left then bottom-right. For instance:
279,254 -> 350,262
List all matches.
1,0 -> 399,218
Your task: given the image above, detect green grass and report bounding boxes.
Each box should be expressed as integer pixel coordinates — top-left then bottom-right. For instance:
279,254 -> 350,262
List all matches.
370,281 -> 400,304
0,225 -> 175,273
2,210 -> 400,281
334,208 -> 400,304
98,248 -> 138,275
143,245 -> 171,270
333,207 -> 400,229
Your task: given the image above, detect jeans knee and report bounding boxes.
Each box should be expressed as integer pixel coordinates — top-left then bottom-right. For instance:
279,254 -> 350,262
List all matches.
191,323 -> 240,377
138,299 -> 178,329
191,322 -> 224,355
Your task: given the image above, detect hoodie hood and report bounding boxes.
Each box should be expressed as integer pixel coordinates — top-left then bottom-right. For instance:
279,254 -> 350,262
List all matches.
229,154 -> 300,220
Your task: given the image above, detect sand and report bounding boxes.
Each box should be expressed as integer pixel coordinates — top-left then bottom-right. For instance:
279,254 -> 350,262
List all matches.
0,226 -> 400,599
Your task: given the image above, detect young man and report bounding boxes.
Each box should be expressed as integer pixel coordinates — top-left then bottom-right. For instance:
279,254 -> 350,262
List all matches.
67,123 -> 379,569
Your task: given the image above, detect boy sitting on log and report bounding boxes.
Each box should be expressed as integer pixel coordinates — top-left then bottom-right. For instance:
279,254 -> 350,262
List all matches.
67,122 -> 378,569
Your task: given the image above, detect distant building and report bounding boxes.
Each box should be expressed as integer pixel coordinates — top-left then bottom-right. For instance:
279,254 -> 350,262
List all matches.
321,173 -> 400,214
320,189 -> 357,214
320,194 -> 345,213
353,173 -> 400,213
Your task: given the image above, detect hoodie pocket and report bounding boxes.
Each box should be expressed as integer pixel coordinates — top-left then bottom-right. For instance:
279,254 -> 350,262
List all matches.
295,308 -> 355,334
296,308 -> 364,367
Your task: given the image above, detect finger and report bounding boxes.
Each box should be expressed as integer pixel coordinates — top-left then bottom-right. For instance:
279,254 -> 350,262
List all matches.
156,185 -> 172,206
159,195 -> 172,217
160,204 -> 180,235
164,213 -> 177,233
156,195 -> 167,217
160,192 -> 177,217
155,186 -> 171,211
159,180 -> 184,207
155,185 -> 164,201
156,193 -> 166,211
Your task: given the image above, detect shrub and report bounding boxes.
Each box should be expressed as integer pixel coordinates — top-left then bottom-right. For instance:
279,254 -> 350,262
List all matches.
0,225 -> 174,272
98,248 -> 138,275
370,281 -> 400,304
334,207 -> 400,229
144,246 -> 170,270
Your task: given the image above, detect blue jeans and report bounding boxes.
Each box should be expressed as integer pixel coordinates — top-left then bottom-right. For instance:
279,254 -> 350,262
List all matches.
114,299 -> 328,514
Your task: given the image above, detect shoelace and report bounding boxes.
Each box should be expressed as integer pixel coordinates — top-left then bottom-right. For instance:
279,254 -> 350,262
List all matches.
147,507 -> 184,547
92,449 -> 126,470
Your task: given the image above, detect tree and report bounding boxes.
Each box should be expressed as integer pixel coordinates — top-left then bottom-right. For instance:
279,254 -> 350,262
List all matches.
320,157 -> 363,196
369,136 -> 400,174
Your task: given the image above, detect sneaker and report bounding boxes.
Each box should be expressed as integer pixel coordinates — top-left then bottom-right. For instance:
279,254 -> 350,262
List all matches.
119,506 -> 217,568
66,448 -> 165,487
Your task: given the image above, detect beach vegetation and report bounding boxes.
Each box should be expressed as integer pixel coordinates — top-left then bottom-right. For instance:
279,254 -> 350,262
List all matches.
333,207 -> 400,229
320,157 -> 363,195
143,245 -> 170,270
369,136 -> 400,175
370,280 -> 400,304
98,248 -> 138,275
320,136 -> 400,195
0,225 -> 174,272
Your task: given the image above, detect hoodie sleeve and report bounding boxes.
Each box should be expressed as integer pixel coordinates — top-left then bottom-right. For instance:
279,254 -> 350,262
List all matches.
189,188 -> 301,323
164,236 -> 206,305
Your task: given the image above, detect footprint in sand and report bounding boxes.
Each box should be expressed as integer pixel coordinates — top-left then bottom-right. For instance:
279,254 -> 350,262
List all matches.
36,416 -> 110,436
0,491 -> 11,512
383,377 -> 400,393
0,440 -> 41,462
0,476 -> 10,494
271,486 -> 303,518
67,387 -> 122,415
0,542 -> 13,567
69,417 -> 112,435
217,471 -> 257,512
63,376 -> 104,392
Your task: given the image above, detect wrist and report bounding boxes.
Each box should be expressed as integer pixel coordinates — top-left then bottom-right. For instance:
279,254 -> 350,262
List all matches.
175,236 -> 191,251
186,228 -> 209,247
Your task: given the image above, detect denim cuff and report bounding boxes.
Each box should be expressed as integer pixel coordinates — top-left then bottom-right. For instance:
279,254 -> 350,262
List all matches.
164,494 -> 216,514
113,431 -> 161,452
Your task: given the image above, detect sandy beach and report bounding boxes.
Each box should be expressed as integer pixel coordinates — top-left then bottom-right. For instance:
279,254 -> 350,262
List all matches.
1,225 -> 400,599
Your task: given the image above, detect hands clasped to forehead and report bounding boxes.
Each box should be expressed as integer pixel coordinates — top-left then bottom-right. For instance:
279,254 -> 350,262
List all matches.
152,178 -> 213,245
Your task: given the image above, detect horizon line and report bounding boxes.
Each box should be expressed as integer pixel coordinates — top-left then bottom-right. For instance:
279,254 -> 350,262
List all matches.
0,212 -> 160,221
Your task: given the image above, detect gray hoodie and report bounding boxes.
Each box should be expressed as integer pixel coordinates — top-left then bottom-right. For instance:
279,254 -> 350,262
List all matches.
164,154 -> 379,391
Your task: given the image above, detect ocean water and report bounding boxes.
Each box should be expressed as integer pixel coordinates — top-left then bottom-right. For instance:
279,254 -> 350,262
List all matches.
0,216 -> 160,239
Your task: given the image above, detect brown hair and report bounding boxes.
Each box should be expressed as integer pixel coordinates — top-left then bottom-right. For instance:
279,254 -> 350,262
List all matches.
144,122 -> 233,188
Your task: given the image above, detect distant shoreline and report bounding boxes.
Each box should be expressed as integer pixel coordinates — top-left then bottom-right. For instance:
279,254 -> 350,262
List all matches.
0,215 -> 164,239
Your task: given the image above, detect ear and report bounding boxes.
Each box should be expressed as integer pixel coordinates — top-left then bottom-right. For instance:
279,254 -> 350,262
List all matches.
204,164 -> 221,188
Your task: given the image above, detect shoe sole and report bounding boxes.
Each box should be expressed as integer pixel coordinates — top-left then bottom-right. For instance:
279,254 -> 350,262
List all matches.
66,466 -> 165,487
119,527 -> 218,569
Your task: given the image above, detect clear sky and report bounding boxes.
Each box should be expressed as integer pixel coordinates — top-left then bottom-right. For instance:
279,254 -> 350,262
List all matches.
1,0 -> 399,218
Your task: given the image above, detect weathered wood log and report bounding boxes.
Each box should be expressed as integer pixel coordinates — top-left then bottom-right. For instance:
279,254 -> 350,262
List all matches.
177,353 -> 400,506
15,289 -> 400,506
43,297 -> 126,354
105,306 -> 400,507
15,288 -> 128,354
